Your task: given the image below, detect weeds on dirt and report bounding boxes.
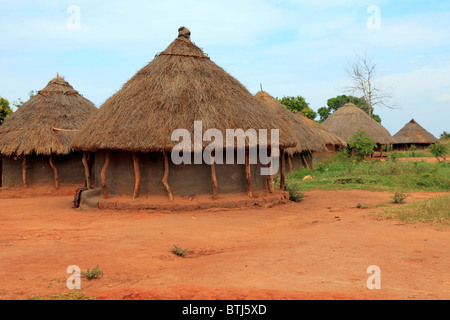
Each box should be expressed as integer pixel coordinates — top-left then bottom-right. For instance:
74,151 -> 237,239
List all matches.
356,203 -> 368,209
285,182 -> 304,202
380,194 -> 450,226
81,265 -> 103,280
390,191 -> 411,204
28,292 -> 97,300
172,244 -> 189,257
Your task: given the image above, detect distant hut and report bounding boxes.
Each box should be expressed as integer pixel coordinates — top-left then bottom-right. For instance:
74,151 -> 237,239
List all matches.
0,74 -> 97,188
71,27 -> 297,204
294,112 -> 347,162
393,119 -> 439,150
321,103 -> 395,156
254,90 -> 329,171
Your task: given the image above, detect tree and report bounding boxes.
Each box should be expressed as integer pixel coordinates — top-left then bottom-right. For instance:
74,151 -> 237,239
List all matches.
0,96 -> 13,125
277,96 -> 317,120
345,52 -> 394,117
12,90 -> 37,109
318,94 -> 382,123
440,131 -> 450,139
347,129 -> 377,162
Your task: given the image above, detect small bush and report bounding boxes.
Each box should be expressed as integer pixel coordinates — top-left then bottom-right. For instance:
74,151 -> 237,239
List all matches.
172,244 -> 189,257
356,203 -> 368,209
285,182 -> 304,202
81,265 -> 103,280
390,191 -> 411,204
347,129 -> 377,162
429,143 -> 448,162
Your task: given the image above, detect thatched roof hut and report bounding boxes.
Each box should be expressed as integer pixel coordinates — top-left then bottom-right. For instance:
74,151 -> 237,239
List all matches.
0,74 -> 96,156
71,27 -> 297,203
72,32 -> 296,152
321,103 -> 395,145
294,112 -> 347,150
393,119 -> 439,149
0,74 -> 97,188
254,90 -> 327,154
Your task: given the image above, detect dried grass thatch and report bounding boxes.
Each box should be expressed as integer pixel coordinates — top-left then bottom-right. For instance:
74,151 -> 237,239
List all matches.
294,112 -> 347,148
0,74 -> 97,156
321,103 -> 395,145
254,90 -> 327,153
71,28 -> 297,152
393,119 -> 439,144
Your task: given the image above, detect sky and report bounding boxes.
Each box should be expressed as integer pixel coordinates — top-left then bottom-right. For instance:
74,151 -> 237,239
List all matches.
1,0 -> 449,137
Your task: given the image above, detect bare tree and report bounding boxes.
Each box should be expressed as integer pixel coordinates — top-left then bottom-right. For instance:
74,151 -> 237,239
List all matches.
345,52 -> 395,117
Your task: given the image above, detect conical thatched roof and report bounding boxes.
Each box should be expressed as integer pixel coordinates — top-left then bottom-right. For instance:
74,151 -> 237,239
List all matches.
293,112 -> 347,148
254,90 -> 327,153
321,103 -> 395,145
393,119 -> 439,144
0,74 -> 97,156
71,28 -> 297,152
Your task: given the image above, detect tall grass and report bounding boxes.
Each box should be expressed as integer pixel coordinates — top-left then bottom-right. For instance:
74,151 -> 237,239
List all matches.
287,151 -> 450,192
379,194 -> 450,226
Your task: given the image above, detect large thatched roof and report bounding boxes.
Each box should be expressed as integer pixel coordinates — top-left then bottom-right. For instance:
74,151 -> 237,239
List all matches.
393,119 -> 439,144
294,112 -> 347,148
0,74 -> 97,156
71,28 -> 297,152
321,103 -> 395,145
254,90 -> 327,153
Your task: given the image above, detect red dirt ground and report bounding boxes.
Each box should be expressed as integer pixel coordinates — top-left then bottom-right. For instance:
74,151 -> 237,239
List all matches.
0,187 -> 449,300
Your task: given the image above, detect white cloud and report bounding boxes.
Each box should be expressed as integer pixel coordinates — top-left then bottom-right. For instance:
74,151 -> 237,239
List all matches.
436,93 -> 450,102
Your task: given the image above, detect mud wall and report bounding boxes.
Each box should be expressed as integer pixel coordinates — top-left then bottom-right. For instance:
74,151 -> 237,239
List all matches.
1,152 -> 88,188
93,150 -> 270,197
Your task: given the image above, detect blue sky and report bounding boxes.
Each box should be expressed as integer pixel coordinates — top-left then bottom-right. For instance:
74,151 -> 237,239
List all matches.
1,0 -> 449,137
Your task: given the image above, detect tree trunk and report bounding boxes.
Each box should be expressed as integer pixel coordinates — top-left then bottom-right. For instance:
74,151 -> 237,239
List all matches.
82,152 -> 91,189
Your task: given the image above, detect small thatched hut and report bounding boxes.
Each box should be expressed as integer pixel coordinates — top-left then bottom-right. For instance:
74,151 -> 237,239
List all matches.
321,103 -> 395,155
254,90 -> 332,171
0,74 -> 97,188
393,119 -> 439,150
71,27 -> 297,204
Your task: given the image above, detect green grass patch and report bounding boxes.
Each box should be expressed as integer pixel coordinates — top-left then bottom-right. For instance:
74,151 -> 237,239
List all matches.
379,194 -> 450,226
28,292 -> 97,300
286,152 -> 450,192
394,151 -> 430,158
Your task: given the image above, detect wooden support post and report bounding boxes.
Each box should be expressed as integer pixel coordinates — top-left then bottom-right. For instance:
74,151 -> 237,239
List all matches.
49,154 -> 59,189
210,151 -> 218,199
280,149 -> 286,191
245,148 -> 252,198
288,154 -> 293,173
101,151 -> 110,199
82,152 -> 91,189
132,152 -> 141,200
301,152 -> 311,171
266,148 -> 274,193
22,155 -> 28,188
162,151 -> 173,201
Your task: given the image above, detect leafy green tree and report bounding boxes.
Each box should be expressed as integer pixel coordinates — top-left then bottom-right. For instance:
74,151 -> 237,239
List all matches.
440,131 -> 450,139
12,90 -> 37,109
429,143 -> 447,162
347,129 -> 377,162
0,96 -> 13,125
318,94 -> 381,123
277,96 -> 317,120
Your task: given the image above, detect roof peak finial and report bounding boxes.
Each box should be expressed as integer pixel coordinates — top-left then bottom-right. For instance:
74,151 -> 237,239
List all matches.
178,26 -> 191,41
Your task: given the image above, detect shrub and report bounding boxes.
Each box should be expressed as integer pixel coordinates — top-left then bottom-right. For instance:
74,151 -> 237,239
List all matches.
347,129 -> 377,162
429,143 -> 448,162
390,191 -> 411,204
81,265 -> 103,280
172,244 -> 189,257
285,182 -> 304,202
